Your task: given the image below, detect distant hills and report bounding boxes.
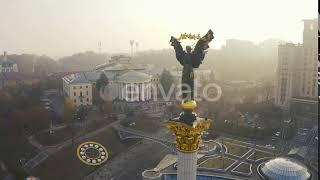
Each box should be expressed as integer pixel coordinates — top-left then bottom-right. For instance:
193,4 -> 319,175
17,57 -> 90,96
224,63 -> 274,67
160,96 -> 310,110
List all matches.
58,51 -> 110,72
1,39 -> 285,81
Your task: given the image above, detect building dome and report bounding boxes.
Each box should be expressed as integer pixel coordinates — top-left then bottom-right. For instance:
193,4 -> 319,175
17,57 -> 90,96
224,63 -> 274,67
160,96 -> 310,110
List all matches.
118,70 -> 151,83
259,157 -> 311,180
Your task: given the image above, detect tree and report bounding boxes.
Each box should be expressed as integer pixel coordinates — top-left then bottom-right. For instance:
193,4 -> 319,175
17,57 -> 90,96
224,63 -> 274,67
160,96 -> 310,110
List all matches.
96,73 -> 109,113
58,51 -> 109,72
243,95 -> 256,104
27,106 -> 50,134
11,110 -> 27,136
160,69 -> 175,97
96,73 -> 109,92
63,97 -> 75,124
0,91 -> 14,116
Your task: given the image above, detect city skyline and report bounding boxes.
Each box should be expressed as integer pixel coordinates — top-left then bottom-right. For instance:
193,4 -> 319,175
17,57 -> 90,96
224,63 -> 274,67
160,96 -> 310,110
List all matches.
0,0 -> 318,58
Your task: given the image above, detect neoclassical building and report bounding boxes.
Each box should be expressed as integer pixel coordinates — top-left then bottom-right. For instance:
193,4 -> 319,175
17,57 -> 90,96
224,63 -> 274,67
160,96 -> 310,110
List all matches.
62,55 -> 160,107
117,70 -> 153,102
95,55 -> 159,102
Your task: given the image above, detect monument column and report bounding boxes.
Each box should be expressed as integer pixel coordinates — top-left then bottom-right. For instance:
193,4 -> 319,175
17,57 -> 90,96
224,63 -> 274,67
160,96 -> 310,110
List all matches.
177,151 -> 197,179
165,100 -> 211,180
166,29 -> 213,180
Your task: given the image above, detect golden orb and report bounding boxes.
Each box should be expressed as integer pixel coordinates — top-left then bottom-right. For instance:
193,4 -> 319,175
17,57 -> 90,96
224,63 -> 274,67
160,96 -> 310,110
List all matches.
181,100 -> 197,112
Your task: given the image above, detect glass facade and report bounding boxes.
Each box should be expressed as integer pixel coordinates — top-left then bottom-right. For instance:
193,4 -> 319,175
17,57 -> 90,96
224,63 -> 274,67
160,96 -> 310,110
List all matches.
260,157 -> 311,180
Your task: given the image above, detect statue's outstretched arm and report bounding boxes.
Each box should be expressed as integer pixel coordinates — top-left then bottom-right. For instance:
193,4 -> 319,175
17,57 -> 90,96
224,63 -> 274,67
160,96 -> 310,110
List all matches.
192,29 -> 214,68
170,36 -> 185,65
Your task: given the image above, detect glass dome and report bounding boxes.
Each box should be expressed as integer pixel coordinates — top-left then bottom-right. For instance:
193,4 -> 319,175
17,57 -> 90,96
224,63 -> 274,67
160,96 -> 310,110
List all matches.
260,157 -> 311,180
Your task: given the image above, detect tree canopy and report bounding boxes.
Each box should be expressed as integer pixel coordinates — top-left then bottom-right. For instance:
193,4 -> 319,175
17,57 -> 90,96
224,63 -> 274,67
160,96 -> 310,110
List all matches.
96,72 -> 109,92
160,69 -> 175,95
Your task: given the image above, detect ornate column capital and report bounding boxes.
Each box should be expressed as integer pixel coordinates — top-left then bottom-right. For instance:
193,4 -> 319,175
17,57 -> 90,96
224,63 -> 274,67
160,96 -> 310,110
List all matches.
165,118 -> 211,153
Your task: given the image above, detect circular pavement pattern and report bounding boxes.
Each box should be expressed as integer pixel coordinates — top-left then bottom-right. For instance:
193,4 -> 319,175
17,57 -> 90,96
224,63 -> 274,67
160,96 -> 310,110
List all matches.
76,141 -> 108,166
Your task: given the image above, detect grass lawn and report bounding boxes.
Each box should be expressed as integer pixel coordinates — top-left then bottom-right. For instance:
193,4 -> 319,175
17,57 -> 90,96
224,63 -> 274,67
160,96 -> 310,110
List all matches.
222,141 -> 250,157
199,156 -> 235,169
35,127 -> 73,146
35,118 -> 114,146
31,127 -> 138,180
233,162 -> 251,174
122,117 -> 161,133
248,150 -> 273,161
0,135 -> 39,179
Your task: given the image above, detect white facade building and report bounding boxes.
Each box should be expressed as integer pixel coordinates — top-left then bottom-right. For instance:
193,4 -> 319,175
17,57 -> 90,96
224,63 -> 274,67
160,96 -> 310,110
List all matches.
117,71 -> 153,102
275,43 -> 303,109
275,19 -> 318,110
62,72 -> 98,107
62,55 -> 160,107
0,52 -> 18,73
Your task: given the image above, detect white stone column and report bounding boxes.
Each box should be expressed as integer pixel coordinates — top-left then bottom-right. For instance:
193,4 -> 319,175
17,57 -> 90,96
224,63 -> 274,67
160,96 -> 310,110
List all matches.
177,151 -> 197,180
119,83 -> 121,99
124,83 -> 127,101
142,82 -> 145,101
121,83 -> 123,100
147,82 -> 150,100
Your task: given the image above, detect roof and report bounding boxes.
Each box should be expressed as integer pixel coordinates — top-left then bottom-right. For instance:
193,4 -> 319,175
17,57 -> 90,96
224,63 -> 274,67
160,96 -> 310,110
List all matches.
260,157 -> 311,180
141,67 -> 163,78
95,63 -> 145,72
154,154 -> 177,172
117,70 -> 151,82
288,146 -> 308,159
62,71 -> 100,84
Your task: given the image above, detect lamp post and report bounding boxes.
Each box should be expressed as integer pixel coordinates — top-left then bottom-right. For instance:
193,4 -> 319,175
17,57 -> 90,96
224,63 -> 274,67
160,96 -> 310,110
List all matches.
71,111 -> 77,147
130,40 -> 135,57
135,41 -> 139,54
71,95 -> 84,147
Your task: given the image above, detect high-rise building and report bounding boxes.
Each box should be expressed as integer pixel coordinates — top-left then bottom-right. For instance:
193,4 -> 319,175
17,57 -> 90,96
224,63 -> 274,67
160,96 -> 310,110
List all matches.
276,43 -> 302,109
275,19 -> 318,126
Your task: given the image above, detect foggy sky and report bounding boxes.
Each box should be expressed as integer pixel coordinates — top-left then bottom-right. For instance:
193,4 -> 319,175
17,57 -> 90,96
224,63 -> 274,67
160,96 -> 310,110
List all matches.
0,0 -> 317,58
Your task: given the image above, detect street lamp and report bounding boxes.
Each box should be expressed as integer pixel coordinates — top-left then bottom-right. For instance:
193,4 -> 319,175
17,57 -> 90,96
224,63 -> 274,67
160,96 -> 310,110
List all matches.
130,40 -> 135,57
71,111 -> 77,147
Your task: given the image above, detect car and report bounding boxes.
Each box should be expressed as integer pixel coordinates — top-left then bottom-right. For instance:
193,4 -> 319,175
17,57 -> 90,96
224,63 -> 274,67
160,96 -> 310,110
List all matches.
40,98 -> 50,102
44,106 -> 51,110
203,131 -> 209,135
129,122 -> 136,126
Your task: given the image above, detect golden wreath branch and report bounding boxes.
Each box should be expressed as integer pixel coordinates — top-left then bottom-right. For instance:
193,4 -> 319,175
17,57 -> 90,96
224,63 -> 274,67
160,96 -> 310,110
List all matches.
176,33 -> 201,41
